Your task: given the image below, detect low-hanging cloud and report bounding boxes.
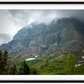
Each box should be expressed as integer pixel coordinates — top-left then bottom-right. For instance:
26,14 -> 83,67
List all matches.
1,10 -> 84,45
0,34 -> 12,45
4,10 -> 84,27
4,10 -> 61,27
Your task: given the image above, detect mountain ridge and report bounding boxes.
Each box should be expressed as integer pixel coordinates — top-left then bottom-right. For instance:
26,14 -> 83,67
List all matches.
0,17 -> 84,56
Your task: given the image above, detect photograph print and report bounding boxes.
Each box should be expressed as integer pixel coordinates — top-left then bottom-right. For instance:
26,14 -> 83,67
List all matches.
0,10 -> 84,75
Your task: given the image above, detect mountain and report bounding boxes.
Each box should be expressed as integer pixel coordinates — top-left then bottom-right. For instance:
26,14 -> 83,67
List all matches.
0,17 -> 84,56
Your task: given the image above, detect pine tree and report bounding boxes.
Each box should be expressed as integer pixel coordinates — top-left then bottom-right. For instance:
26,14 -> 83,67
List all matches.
18,61 -> 30,75
3,50 -> 8,74
10,64 -> 17,75
0,50 -> 3,74
0,50 -> 8,74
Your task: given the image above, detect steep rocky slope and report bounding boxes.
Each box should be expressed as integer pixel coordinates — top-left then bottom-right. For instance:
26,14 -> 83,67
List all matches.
0,17 -> 84,56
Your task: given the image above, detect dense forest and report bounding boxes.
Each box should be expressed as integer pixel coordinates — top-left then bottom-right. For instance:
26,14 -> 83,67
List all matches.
1,50 -> 84,75
0,50 -> 38,75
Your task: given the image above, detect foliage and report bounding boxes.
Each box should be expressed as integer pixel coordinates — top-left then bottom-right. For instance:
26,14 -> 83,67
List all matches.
1,50 -> 84,75
9,64 -> 17,75
30,67 -> 38,75
65,53 -> 76,74
18,61 -> 30,75
0,50 -> 8,74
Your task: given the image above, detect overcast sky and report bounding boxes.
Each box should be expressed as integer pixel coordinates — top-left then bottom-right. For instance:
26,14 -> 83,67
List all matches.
0,10 -> 84,45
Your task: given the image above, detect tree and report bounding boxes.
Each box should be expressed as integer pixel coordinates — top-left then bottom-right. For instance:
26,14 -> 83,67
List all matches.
10,64 -> 17,75
0,50 -> 8,74
31,67 -> 37,75
18,61 -> 30,75
3,50 -> 8,74
0,50 -> 3,74
65,53 -> 76,74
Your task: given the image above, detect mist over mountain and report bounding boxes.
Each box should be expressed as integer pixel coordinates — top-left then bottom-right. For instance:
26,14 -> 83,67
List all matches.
0,17 -> 84,56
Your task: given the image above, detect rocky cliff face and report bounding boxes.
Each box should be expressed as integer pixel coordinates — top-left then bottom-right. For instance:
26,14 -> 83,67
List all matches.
0,17 -> 84,56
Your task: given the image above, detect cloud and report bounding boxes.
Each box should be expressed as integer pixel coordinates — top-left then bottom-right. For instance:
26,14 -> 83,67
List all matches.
0,34 -> 12,45
0,10 -> 21,45
53,10 -> 84,22
5,10 -> 84,27
1,9 -> 84,45
0,10 -> 20,35
5,10 -> 60,26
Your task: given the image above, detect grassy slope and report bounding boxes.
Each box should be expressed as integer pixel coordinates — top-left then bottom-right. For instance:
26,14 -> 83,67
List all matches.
10,52 -> 84,75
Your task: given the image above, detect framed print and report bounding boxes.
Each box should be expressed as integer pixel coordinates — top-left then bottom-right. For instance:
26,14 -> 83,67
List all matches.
0,1 -> 84,83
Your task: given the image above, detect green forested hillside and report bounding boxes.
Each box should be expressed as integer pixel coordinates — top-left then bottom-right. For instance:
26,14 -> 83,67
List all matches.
9,51 -> 84,75
0,49 -> 84,75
